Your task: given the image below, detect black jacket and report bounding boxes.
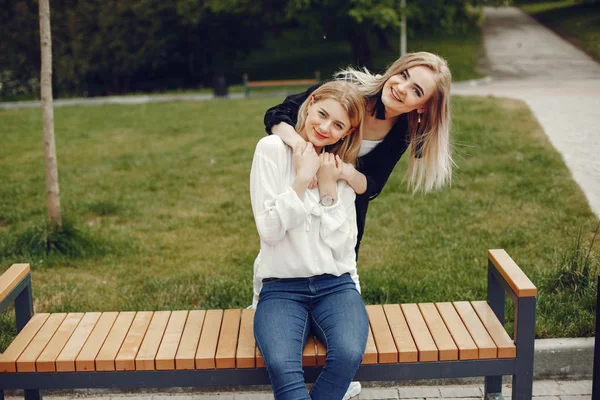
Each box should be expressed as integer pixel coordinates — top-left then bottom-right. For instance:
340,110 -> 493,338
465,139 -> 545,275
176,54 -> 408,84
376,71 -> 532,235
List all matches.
264,83 -> 410,255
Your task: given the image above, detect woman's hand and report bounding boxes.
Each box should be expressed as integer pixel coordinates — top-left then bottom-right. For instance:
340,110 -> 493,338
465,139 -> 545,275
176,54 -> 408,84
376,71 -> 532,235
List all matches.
317,153 -> 342,186
293,142 -> 321,183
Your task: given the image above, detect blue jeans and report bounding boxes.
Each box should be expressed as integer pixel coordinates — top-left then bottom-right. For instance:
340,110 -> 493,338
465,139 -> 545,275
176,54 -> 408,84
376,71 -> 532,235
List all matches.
254,273 -> 369,400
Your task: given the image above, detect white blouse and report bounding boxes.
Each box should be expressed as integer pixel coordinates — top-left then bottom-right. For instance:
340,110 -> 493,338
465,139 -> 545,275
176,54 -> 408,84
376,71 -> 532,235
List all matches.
358,139 -> 384,157
250,135 -> 361,306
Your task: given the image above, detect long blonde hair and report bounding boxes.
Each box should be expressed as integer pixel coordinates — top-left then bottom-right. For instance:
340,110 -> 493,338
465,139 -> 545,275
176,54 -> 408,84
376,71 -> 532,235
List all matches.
295,81 -> 365,166
336,52 -> 453,193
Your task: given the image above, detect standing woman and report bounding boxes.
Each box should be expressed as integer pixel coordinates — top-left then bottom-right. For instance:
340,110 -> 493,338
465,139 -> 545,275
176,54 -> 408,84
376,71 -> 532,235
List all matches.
250,81 -> 367,399
264,52 -> 453,255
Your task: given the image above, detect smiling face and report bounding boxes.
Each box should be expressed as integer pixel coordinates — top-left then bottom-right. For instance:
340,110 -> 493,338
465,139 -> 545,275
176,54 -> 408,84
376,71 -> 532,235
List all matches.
380,65 -> 437,119
301,97 -> 353,151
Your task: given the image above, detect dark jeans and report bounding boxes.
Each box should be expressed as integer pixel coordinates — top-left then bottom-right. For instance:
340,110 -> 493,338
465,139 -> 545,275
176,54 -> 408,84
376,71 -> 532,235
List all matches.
254,273 -> 369,400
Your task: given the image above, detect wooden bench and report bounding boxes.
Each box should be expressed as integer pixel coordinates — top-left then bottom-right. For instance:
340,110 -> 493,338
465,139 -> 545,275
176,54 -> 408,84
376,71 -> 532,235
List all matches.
242,71 -> 320,97
0,249 -> 536,400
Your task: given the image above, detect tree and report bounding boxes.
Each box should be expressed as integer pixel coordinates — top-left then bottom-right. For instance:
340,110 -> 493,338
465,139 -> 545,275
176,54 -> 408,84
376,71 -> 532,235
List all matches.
39,0 -> 61,227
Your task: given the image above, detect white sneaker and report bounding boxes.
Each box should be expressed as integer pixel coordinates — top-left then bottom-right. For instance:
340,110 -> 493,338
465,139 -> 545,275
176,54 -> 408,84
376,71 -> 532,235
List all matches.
343,381 -> 361,400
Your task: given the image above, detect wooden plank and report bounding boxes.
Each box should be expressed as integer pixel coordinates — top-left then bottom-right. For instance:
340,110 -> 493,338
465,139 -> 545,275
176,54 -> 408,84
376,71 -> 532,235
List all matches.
302,336 -> 317,367
56,312 -> 102,372
195,309 -> 223,369
401,304 -> 438,362
435,303 -> 478,360
215,309 -> 241,369
471,301 -> 516,358
115,311 -> 153,371
361,325 -> 378,364
256,346 -> 265,368
0,313 -> 50,372
0,263 -> 29,302
76,312 -> 118,371
366,305 -> 398,363
36,313 -> 85,372
246,79 -> 318,88
454,302 -> 497,359
175,310 -> 205,370
135,311 -> 171,370
95,312 -> 136,371
17,313 -> 67,372
316,338 -> 327,366
383,304 -> 417,362
488,249 -> 537,297
236,309 -> 256,369
156,311 -> 188,370
418,303 -> 458,361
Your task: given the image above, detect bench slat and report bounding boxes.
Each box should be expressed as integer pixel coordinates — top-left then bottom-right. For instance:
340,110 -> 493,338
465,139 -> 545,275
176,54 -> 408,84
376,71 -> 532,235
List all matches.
418,303 -> 458,361
76,312 -> 118,371
115,311 -> 153,371
435,303 -> 478,360
488,249 -> 536,297
471,301 -> 516,358
256,346 -> 265,368
366,305 -> 398,363
401,304 -> 438,362
453,302 -> 497,359
316,338 -> 327,366
0,313 -> 50,372
175,310 -> 205,370
383,304 -> 417,363
362,325 -> 378,364
36,313 -> 84,372
196,310 -> 223,369
236,309 -> 256,369
17,313 -> 67,372
156,311 -> 188,370
56,312 -> 101,372
96,312 -> 136,371
0,264 -> 29,303
216,309 -> 241,369
302,336 -> 317,366
136,311 -> 171,370
246,80 -> 317,88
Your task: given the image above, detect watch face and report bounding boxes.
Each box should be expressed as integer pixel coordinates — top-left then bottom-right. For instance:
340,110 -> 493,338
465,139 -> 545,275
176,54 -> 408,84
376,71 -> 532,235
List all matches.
321,195 -> 335,206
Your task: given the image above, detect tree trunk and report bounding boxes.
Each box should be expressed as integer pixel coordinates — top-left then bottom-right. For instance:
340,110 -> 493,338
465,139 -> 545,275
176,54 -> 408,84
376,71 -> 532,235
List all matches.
39,0 -> 61,228
375,27 -> 391,50
347,29 -> 373,70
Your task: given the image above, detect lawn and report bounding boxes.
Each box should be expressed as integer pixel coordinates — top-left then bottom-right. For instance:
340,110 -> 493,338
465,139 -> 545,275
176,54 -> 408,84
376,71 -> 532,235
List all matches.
0,95 -> 598,350
517,0 -> 600,63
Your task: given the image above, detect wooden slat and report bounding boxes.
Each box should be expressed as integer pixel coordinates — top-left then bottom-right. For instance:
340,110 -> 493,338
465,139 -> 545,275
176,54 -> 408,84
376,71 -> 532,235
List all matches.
17,313 -> 67,372
256,346 -> 265,368
366,305 -> 398,363
361,325 -> 378,364
454,302 -> 497,359
316,338 -> 327,366
0,263 -> 29,302
195,309 -> 223,369
215,309 -> 241,369
401,304 -> 438,362
95,312 -> 136,371
0,313 -> 50,372
36,313 -> 85,372
136,311 -> 171,370
175,310 -> 205,370
471,301 -> 516,358
246,79 -> 317,88
383,304 -> 417,362
56,312 -> 102,372
302,336 -> 317,367
156,311 -> 188,370
76,312 -> 118,371
236,309 -> 256,369
435,303 -> 478,360
418,303 -> 458,361
115,311 -> 153,371
488,249 -> 537,297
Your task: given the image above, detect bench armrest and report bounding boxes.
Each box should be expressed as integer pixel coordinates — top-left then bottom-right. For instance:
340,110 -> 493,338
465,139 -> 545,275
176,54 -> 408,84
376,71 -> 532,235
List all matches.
488,249 -> 536,297
0,264 -> 30,304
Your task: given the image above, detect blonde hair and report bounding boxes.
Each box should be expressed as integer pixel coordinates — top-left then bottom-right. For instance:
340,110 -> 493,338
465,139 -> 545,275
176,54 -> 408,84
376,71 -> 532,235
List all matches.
336,52 -> 453,193
295,81 -> 365,165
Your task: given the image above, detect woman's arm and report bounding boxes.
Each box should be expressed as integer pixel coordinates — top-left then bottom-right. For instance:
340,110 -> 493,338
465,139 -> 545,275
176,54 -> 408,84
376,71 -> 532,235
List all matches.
340,162 -> 367,195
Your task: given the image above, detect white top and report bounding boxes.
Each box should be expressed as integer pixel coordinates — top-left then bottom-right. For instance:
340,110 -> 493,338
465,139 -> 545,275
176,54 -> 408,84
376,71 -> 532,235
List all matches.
250,135 -> 361,307
358,139 -> 384,157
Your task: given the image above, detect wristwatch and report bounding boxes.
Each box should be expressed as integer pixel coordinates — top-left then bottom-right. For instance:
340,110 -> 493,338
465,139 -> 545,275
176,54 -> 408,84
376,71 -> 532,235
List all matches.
320,195 -> 336,207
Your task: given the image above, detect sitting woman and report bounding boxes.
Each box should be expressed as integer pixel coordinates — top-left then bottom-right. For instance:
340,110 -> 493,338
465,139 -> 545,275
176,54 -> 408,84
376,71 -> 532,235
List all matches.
250,81 -> 367,400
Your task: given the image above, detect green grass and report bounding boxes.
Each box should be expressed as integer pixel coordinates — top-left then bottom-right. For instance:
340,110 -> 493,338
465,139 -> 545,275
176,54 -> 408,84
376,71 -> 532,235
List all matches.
0,95 -> 598,350
517,1 -> 600,62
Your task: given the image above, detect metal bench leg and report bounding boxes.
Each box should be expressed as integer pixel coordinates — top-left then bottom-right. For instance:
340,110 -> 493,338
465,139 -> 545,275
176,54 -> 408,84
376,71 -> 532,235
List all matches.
24,390 -> 42,400
485,263 -> 504,399
14,275 -> 34,333
512,296 -> 536,400
1,388 -> 4,400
